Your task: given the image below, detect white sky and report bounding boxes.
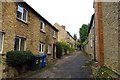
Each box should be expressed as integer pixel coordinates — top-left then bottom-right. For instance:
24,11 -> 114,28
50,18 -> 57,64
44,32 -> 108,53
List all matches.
24,0 -> 94,38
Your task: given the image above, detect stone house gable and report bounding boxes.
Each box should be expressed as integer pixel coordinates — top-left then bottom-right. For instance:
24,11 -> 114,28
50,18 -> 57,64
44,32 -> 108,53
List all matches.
54,23 -> 75,48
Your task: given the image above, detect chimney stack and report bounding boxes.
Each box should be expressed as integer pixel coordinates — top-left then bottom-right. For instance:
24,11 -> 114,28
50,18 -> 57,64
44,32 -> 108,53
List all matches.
61,25 -> 65,30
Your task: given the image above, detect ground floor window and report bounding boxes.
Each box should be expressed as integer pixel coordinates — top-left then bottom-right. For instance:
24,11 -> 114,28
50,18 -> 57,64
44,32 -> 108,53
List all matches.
47,45 -> 51,54
14,37 -> 26,51
0,32 -> 4,53
39,43 -> 45,53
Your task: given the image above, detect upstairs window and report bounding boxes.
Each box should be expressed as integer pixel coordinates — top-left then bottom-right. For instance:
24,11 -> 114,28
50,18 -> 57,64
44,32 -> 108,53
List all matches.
53,31 -> 56,38
0,32 -> 4,53
17,5 -> 28,23
14,37 -> 26,51
40,21 -> 45,32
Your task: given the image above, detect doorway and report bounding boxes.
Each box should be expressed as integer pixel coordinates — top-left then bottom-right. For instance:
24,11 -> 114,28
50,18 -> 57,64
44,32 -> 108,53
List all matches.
53,44 -> 56,59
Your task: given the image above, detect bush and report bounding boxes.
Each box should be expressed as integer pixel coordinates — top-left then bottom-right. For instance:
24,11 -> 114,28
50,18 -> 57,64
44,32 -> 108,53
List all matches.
61,42 -> 70,54
56,42 -> 63,58
95,66 -> 113,79
69,47 -> 75,53
56,42 -> 75,58
6,51 -> 34,67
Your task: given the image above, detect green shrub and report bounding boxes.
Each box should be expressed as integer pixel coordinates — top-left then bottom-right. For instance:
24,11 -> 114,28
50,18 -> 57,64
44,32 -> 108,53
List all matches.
82,39 -> 88,46
6,51 -> 34,67
56,42 -> 63,58
61,42 -> 70,51
56,42 -> 76,57
95,66 -> 113,80
69,47 -> 75,53
61,42 -> 71,53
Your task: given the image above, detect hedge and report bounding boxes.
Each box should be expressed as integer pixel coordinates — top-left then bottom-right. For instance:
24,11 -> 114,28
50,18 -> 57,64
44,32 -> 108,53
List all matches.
56,42 -> 75,58
56,42 -> 63,58
6,51 -> 34,67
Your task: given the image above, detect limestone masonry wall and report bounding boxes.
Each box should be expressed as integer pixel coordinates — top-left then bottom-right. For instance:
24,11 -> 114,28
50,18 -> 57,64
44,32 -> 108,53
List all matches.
102,2 -> 119,73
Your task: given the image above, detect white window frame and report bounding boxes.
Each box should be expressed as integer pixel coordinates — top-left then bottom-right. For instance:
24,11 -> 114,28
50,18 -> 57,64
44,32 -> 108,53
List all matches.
47,45 -> 51,54
40,43 -> 44,53
17,5 -> 28,23
14,37 -> 26,51
40,21 -> 45,32
53,31 -> 56,38
0,32 -> 4,54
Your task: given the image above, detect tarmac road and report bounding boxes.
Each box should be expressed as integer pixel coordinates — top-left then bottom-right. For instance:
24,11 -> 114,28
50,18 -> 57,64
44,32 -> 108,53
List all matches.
30,51 -> 93,78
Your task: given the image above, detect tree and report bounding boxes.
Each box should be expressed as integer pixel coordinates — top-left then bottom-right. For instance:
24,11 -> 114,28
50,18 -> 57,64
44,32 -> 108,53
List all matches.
79,24 -> 88,43
73,34 -> 77,40
73,34 -> 77,49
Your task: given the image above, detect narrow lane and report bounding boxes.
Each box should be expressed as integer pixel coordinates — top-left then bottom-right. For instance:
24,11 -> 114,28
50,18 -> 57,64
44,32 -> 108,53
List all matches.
30,51 -> 93,78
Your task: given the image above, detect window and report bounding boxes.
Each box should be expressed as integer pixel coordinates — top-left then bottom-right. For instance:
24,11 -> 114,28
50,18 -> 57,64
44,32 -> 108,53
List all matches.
0,32 -> 4,53
53,31 -> 56,38
47,45 -> 51,54
40,21 -> 45,32
14,37 -> 26,51
17,5 -> 28,22
39,43 -> 44,53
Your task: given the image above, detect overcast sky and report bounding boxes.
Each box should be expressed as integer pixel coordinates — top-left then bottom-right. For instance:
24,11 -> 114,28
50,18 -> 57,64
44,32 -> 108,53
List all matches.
24,0 -> 94,38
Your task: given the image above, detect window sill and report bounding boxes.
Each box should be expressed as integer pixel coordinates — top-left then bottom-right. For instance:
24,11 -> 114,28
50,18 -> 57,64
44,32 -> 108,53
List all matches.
16,18 -> 28,25
39,52 -> 44,54
53,36 -> 56,39
47,52 -> 51,55
0,52 -> 5,55
40,30 -> 46,34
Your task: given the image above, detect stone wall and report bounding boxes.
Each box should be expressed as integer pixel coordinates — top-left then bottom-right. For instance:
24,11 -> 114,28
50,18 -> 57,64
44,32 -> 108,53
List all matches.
85,26 -> 94,59
0,1 -> 2,30
0,1 -> 2,79
102,2 -> 119,74
118,2 -> 120,74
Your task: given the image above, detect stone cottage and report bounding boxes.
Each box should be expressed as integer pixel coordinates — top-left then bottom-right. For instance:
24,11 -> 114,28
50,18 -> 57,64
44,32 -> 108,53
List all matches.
88,1 -> 120,75
66,31 -> 76,48
0,1 -> 58,78
54,23 -> 76,49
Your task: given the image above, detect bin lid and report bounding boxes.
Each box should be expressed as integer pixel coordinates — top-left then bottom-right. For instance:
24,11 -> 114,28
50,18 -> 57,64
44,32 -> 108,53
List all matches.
33,55 -> 41,58
43,54 -> 46,57
39,54 -> 46,57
